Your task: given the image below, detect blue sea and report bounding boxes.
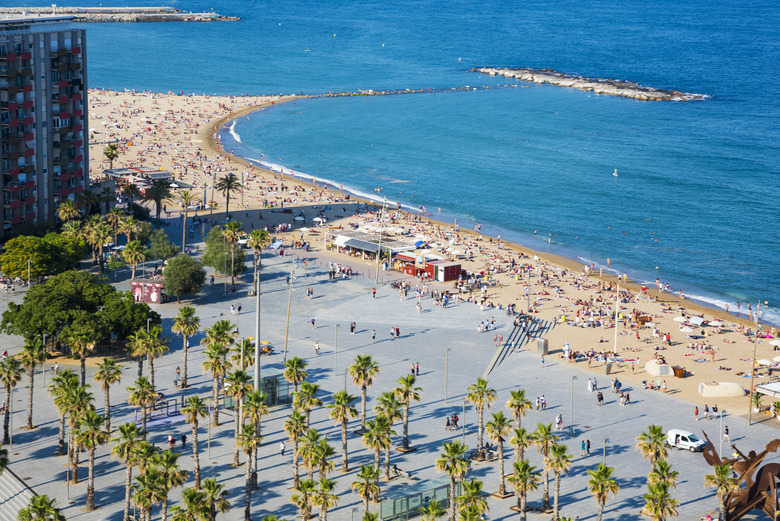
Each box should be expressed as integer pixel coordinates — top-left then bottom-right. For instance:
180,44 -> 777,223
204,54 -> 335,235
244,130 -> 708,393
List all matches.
24,0 -> 780,324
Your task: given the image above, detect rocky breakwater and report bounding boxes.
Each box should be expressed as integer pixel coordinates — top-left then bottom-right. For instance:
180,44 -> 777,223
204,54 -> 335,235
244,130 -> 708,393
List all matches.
0,7 -> 240,22
477,67 -> 707,101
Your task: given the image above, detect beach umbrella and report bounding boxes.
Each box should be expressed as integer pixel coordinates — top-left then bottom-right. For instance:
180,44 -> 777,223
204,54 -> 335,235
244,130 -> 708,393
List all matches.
769,340 -> 780,346
709,321 -> 723,327
689,316 -> 705,325
757,359 -> 772,366
299,227 -> 310,232
294,216 -> 305,221
673,316 -> 687,322
680,326 -> 694,333
313,217 -> 324,223
645,322 -> 655,327
414,240 -> 424,247
773,355 -> 780,362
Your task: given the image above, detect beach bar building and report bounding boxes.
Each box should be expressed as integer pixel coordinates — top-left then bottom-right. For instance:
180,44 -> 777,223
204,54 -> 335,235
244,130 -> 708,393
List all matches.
380,477 -> 457,521
225,369 -> 290,408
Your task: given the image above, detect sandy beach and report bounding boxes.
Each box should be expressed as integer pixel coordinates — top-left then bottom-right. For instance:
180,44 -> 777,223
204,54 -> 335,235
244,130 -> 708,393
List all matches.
87,89 -> 780,423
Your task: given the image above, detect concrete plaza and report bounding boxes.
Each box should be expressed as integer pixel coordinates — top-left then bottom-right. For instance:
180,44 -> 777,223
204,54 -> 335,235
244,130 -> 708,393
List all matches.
1,229 -> 777,521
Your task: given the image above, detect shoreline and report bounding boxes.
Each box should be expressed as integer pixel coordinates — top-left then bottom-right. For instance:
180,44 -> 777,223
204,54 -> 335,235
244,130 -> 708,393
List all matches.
210,101 -> 775,331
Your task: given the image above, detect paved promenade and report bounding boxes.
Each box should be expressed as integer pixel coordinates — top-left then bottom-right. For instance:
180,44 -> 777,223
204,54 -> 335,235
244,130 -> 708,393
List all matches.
1,232 -> 777,521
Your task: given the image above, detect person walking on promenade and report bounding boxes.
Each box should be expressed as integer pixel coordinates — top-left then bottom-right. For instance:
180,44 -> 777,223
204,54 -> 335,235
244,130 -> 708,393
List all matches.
586,439 -> 591,455
703,404 -> 710,420
372,329 -> 376,343
694,406 -> 699,421
723,425 -> 730,443
581,440 -> 586,456
597,391 -> 604,407
280,441 -> 286,456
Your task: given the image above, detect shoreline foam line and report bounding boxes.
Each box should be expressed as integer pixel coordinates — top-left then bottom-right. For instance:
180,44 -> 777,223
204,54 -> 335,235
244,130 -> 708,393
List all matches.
477,67 -> 708,101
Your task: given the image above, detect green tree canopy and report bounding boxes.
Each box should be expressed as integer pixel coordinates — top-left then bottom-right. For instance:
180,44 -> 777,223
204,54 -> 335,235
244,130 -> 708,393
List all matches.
164,254 -> 207,302
0,233 -> 86,278
148,229 -> 178,262
201,227 -> 246,277
102,290 -> 161,340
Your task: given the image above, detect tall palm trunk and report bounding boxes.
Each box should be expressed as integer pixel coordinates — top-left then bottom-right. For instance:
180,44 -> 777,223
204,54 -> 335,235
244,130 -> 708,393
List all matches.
212,381 -> 219,426
292,437 -> 300,488
384,447 -> 391,479
182,207 -> 188,254
361,385 -> 367,432
123,464 -> 133,521
553,471 -> 561,521
362,492 -> 369,514
148,356 -> 155,389
497,441 -> 506,495
26,366 -> 34,429
192,422 -> 202,489
137,357 -> 143,378
161,498 -> 169,521
520,489 -> 528,521
373,448 -> 380,472
448,475 -> 456,521
58,413 -> 66,455
3,385 -> 10,444
341,418 -> 349,471
244,449 -> 252,521
86,446 -> 96,510
402,404 -> 410,449
542,469 -> 550,509
596,503 -> 604,521
141,404 -> 148,435
104,387 -> 112,432
80,356 -> 87,387
477,405 -> 484,458
233,406 -> 241,466
69,432 -> 80,483
181,334 -> 189,388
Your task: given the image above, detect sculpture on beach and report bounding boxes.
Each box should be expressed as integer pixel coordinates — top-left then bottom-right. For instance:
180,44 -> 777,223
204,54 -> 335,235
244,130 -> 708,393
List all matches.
701,431 -> 780,520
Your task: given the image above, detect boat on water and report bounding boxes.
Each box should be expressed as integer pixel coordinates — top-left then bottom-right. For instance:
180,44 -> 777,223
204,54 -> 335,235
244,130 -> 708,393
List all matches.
613,169 -> 619,177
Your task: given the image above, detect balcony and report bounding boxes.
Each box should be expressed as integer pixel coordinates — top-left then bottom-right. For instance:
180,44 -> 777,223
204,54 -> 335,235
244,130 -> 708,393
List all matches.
73,109 -> 82,118
60,187 -> 70,198
23,132 -> 33,141
23,165 -> 34,173
59,95 -> 69,104
22,84 -> 32,93
24,149 -> 34,157
72,47 -> 81,55
24,181 -> 35,189
21,67 -> 32,76
21,52 -> 31,61
57,63 -> 67,73
8,102 -> 18,111
25,211 -> 35,221
9,119 -> 19,128
24,196 -> 35,205
23,117 -> 33,126
10,200 -> 21,209
57,49 -> 67,57
11,216 -> 21,225
9,168 -> 20,177
58,80 -> 68,88
71,63 -> 81,71
6,53 -> 18,61
73,185 -> 84,194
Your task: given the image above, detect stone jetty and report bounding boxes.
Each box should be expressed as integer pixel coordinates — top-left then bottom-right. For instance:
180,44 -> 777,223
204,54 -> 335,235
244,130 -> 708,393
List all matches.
477,67 -> 707,101
0,6 -> 240,22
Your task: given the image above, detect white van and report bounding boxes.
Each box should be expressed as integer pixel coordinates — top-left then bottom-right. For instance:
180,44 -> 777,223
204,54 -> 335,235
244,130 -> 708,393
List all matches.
667,429 -> 707,452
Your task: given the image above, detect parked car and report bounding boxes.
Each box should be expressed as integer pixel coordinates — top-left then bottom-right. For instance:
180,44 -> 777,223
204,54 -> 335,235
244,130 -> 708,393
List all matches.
667,429 -> 707,452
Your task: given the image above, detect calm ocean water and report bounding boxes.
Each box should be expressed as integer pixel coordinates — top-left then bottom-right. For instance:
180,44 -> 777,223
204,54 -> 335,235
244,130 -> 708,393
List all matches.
25,0 -> 779,323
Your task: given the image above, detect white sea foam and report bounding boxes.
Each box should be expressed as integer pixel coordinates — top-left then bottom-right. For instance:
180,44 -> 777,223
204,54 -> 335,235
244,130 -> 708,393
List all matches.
228,121 -> 241,143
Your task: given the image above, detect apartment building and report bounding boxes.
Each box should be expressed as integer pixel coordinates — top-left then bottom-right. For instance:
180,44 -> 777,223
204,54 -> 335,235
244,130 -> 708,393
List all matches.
0,15 -> 88,239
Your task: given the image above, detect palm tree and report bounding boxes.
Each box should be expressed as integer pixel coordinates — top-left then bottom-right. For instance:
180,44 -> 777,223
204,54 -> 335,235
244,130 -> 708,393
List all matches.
313,477 -> 340,521
507,459 -> 541,521
0,446 -> 8,474
350,354 -> 381,433
223,220 -> 242,286
458,505 -> 482,521
145,324 -> 170,389
327,390 -> 358,471
506,389 -> 532,431
312,438 -> 336,478
636,425 -> 669,468
75,410 -> 109,510
457,479 -> 489,517
641,482 -> 679,521
134,440 -> 161,477
374,391 -> 403,427
225,369 -> 253,466
510,427 -> 533,464
284,356 -> 309,395
78,189 -> 99,216
19,338 -> 46,430
202,344 -> 231,427
143,179 -> 172,227
87,220 -> 112,272
294,381 -> 323,427
172,306 -> 199,389
352,464 -> 381,515
298,428 -> 323,481
394,374 -> 421,451
704,463 -> 739,521
649,459 -> 679,489
465,377 -> 496,460
49,369 -> 79,455
170,487 -> 206,521
237,423 -> 261,521
100,186 -> 115,215
64,385 -> 94,484
112,422 -> 147,521
485,410 -> 511,496
154,449 -> 190,521
64,322 -> 99,387
0,356 -> 25,444
436,441 -> 470,521
119,215 -> 141,243
216,173 -> 242,219
182,395 -> 209,489
531,422 -> 559,510
18,495 -> 66,521
201,477 -> 231,521
546,443 -> 573,521
106,206 -> 125,245
285,410 -> 307,488
247,229 -> 270,293
61,219 -> 85,241
94,357 -> 123,432
58,198 -> 81,223
179,190 -> 196,253
128,376 -> 157,435
362,416 -> 394,478
243,389 -> 268,484
291,478 -> 317,521
103,143 -> 120,169
122,184 -> 141,208
128,327 -> 151,378
420,499 -> 447,520
231,338 -> 255,371
132,466 -> 167,521
587,463 -> 620,521
123,240 -> 147,280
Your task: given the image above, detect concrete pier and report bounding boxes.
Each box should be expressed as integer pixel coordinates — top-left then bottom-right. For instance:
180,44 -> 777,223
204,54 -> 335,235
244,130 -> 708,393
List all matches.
0,6 -> 240,22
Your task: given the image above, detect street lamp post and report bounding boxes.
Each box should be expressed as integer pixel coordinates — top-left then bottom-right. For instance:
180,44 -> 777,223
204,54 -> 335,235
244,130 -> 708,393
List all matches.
147,317 -> 152,332
445,348 -> 451,405
375,198 -> 387,284
27,259 -> 32,288
43,333 -> 48,387
334,324 -> 339,377
747,301 -> 762,426
208,168 -> 215,227
719,409 -> 727,456
569,376 -> 577,437
603,438 -> 610,466
461,400 -> 466,445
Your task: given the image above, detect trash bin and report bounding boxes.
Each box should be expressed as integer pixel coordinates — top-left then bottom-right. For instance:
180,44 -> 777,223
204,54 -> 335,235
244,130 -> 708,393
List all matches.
605,362 -> 613,375
537,338 -> 548,355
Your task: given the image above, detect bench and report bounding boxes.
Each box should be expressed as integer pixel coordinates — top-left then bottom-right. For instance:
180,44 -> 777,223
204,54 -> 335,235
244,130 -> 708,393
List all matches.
391,467 -> 412,480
